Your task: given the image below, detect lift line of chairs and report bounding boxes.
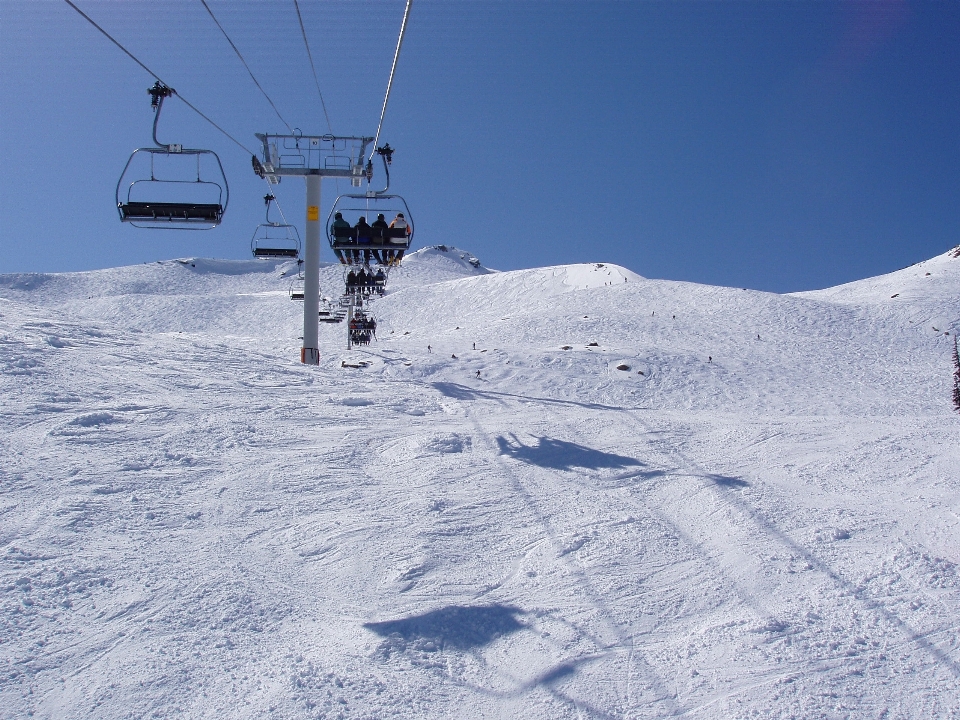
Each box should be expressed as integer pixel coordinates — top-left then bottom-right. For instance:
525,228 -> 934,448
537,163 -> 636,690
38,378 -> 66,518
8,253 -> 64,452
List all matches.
115,84 -> 416,354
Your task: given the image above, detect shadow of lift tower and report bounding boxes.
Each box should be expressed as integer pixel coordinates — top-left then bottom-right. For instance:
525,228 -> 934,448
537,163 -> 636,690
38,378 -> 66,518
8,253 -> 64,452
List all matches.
253,133 -> 372,364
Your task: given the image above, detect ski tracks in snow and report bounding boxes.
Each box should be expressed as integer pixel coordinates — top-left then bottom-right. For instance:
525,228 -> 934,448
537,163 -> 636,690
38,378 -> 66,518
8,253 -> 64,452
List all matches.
432,383 -> 960,718
3,251 -> 958,719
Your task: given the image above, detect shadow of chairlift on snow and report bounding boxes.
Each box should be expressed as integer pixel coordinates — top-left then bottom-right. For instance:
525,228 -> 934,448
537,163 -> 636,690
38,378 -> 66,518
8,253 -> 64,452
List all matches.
496,434 -> 644,472
430,382 -> 633,412
363,604 -> 524,651
708,473 -> 750,488
365,605 -> 623,717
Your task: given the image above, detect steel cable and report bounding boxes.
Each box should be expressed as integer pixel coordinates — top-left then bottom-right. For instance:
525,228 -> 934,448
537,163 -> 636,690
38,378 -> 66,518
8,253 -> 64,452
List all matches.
293,0 -> 333,134
200,0 -> 294,133
371,0 -> 413,160
63,0 -> 256,156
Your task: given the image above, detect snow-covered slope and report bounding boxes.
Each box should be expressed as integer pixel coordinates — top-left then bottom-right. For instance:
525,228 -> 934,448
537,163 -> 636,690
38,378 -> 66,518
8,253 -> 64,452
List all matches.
792,246 -> 960,352
1,246 -> 958,719
795,245 -> 960,307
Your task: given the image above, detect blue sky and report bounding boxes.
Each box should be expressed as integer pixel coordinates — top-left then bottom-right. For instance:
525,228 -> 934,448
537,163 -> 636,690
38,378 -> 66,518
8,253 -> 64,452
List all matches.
1,0 -> 957,292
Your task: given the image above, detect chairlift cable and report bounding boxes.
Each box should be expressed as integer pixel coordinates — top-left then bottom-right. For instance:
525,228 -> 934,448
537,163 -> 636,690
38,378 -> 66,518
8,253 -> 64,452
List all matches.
370,0 -> 413,162
199,0 -> 293,133
267,181 -> 291,226
63,0 -> 255,156
172,96 -> 253,156
293,0 -> 333,134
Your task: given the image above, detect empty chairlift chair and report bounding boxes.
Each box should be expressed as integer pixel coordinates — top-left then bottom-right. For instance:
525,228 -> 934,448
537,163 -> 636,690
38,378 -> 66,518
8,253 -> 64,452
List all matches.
116,82 -> 228,230
251,194 -> 301,259
318,298 -> 345,323
289,267 -> 305,301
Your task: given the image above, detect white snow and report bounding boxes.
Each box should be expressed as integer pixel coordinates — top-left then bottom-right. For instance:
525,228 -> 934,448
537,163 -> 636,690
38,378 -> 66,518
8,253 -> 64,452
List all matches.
1,244 -> 958,718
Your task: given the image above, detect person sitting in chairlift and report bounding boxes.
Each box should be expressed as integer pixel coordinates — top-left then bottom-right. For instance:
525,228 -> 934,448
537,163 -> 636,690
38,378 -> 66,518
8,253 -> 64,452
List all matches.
355,216 -> 373,264
372,213 -> 389,264
331,211 -> 352,264
346,269 -> 357,294
388,212 -> 410,266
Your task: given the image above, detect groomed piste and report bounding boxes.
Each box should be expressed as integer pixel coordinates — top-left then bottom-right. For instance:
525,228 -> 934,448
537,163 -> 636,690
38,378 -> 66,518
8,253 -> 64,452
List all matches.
1,245 -> 958,718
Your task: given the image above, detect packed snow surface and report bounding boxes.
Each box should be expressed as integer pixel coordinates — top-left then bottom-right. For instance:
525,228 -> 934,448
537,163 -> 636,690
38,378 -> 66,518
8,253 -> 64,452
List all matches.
2,244 -> 959,719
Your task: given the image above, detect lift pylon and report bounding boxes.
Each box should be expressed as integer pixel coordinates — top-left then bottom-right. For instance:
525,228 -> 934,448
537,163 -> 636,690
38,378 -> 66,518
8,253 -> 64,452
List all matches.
253,133 -> 372,364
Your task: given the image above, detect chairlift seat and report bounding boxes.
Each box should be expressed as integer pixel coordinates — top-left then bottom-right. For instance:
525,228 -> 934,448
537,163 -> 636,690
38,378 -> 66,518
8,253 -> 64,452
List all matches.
386,227 -> 410,242
330,225 -> 410,248
253,247 -> 299,258
120,201 -> 223,224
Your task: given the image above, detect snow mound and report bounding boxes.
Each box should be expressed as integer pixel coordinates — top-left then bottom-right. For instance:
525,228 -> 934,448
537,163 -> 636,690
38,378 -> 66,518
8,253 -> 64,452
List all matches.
793,245 -> 960,336
387,262 -> 642,310
795,245 -> 959,306
552,262 -> 643,289
0,257 -> 302,340
387,245 -> 493,289
408,244 -> 487,271
0,257 -> 296,304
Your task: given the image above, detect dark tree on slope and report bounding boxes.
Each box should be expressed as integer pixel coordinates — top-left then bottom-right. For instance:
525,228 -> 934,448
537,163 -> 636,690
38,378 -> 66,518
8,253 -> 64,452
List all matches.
953,336 -> 960,414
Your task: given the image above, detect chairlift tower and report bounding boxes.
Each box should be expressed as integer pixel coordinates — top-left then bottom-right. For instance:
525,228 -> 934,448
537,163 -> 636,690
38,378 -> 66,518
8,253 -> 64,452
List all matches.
254,132 -> 373,364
